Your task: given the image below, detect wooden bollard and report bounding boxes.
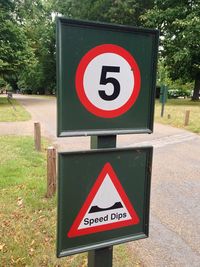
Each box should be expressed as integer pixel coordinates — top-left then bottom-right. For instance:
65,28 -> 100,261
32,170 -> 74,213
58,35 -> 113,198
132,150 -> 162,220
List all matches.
46,146 -> 56,198
34,122 -> 41,151
184,110 -> 190,126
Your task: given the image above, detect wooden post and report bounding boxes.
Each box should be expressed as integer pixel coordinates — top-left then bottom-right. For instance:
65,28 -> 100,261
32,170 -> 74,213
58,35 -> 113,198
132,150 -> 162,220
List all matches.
184,110 -> 190,126
46,146 -> 56,198
34,122 -> 41,151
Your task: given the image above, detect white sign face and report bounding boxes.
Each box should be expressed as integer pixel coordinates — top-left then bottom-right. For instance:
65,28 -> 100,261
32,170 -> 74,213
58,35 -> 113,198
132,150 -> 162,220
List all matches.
84,53 -> 134,111
68,163 -> 139,237
78,173 -> 132,229
75,44 -> 141,118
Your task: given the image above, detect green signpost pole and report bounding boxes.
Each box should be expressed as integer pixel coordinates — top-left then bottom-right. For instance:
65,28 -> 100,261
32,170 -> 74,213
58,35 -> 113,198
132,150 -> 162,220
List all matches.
91,135 -> 117,149
160,85 -> 168,117
88,135 -> 117,267
161,101 -> 165,117
88,246 -> 113,267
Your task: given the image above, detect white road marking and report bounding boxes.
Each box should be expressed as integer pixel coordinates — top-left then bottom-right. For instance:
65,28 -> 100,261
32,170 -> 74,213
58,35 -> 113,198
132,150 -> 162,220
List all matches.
125,133 -> 198,148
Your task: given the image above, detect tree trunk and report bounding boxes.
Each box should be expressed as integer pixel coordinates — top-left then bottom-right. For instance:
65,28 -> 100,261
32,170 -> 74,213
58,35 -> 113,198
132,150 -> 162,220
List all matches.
11,80 -> 19,92
192,75 -> 200,100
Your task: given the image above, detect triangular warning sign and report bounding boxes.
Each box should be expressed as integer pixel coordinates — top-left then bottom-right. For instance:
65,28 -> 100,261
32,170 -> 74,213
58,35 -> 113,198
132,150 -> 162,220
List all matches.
68,162 -> 139,237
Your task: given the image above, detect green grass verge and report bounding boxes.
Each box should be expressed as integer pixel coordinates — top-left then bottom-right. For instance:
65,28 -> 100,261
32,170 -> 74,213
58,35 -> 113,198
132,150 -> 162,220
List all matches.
155,99 -> 200,134
0,97 -> 31,122
0,136 -> 141,266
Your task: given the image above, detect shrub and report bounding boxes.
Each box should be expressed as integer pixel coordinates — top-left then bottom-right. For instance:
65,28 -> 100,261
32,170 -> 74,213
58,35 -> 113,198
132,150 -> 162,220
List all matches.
168,88 -> 192,99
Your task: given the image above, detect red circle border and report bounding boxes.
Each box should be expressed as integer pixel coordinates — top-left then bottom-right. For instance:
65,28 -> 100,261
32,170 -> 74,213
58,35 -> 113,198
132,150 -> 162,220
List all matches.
75,44 -> 141,118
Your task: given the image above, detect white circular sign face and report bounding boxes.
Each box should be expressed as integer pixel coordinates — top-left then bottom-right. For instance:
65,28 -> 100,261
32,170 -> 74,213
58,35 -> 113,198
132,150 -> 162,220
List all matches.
75,44 -> 141,118
84,53 -> 134,111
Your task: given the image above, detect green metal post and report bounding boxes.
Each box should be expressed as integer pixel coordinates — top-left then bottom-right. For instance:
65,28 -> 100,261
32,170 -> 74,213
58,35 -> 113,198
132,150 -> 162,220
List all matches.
90,135 -> 117,149
161,102 -> 165,117
88,135 -> 116,267
88,246 -> 113,267
160,85 -> 165,117
160,85 -> 168,117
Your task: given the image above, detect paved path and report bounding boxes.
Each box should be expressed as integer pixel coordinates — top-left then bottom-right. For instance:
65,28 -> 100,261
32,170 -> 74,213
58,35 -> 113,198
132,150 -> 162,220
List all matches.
1,94 -> 200,266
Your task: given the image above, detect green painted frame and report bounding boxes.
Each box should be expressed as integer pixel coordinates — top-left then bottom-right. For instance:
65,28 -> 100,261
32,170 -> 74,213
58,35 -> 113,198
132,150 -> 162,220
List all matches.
57,146 -> 153,257
56,18 -> 159,137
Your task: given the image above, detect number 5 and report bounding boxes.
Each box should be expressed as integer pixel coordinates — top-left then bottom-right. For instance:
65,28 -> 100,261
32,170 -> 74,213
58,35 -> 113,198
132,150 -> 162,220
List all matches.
99,66 -> 120,101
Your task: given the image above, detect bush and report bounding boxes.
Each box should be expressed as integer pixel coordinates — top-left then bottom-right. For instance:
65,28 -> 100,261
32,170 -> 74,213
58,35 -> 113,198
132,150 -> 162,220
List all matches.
0,78 -> 6,88
168,88 -> 191,99
21,88 -> 32,95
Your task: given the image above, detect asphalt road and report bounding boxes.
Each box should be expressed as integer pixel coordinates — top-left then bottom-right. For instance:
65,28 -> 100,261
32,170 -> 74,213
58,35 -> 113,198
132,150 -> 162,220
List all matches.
10,95 -> 200,266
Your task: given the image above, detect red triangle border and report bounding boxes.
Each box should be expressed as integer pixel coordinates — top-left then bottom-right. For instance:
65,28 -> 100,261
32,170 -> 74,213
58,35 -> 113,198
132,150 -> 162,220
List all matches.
67,162 -> 139,238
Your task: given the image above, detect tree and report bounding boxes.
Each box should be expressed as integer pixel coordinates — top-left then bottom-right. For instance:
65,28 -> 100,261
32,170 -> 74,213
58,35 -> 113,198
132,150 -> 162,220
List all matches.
51,0 -> 154,26
0,0 -> 56,94
0,0 -> 32,91
15,0 -> 56,94
142,0 -> 200,100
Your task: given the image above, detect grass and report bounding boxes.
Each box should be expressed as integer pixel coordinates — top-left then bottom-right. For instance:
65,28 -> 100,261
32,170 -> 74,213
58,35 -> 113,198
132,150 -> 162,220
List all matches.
155,99 -> 200,134
0,96 -> 31,122
0,136 -> 141,266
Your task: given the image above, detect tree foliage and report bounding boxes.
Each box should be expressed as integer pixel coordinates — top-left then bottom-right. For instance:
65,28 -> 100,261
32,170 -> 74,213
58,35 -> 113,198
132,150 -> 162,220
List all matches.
16,0 -> 56,94
142,0 -> 200,100
0,0 -> 55,94
0,0 -> 33,90
15,0 -> 56,94
52,0 -> 153,26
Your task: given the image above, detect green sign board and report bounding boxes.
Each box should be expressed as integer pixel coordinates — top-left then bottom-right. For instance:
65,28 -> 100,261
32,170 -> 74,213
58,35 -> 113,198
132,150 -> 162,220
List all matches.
56,18 -> 159,137
57,147 -> 152,257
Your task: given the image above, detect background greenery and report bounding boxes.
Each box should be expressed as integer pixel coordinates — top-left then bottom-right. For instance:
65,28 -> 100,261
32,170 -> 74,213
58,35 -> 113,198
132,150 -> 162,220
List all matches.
0,0 -> 199,99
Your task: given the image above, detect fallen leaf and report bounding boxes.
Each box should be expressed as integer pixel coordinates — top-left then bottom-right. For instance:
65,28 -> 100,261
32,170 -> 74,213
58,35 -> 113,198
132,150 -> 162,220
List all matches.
0,243 -> 5,251
17,197 -> 23,207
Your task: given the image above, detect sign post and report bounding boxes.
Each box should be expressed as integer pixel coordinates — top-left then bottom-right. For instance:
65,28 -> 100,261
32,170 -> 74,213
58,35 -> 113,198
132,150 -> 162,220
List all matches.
160,85 -> 168,117
56,17 -> 158,266
88,245 -> 113,267
89,135 -> 116,267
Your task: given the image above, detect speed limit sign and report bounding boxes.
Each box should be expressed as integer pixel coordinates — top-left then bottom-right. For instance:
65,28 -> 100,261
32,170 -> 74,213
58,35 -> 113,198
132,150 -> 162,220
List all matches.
57,18 -> 159,136
75,44 -> 141,118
